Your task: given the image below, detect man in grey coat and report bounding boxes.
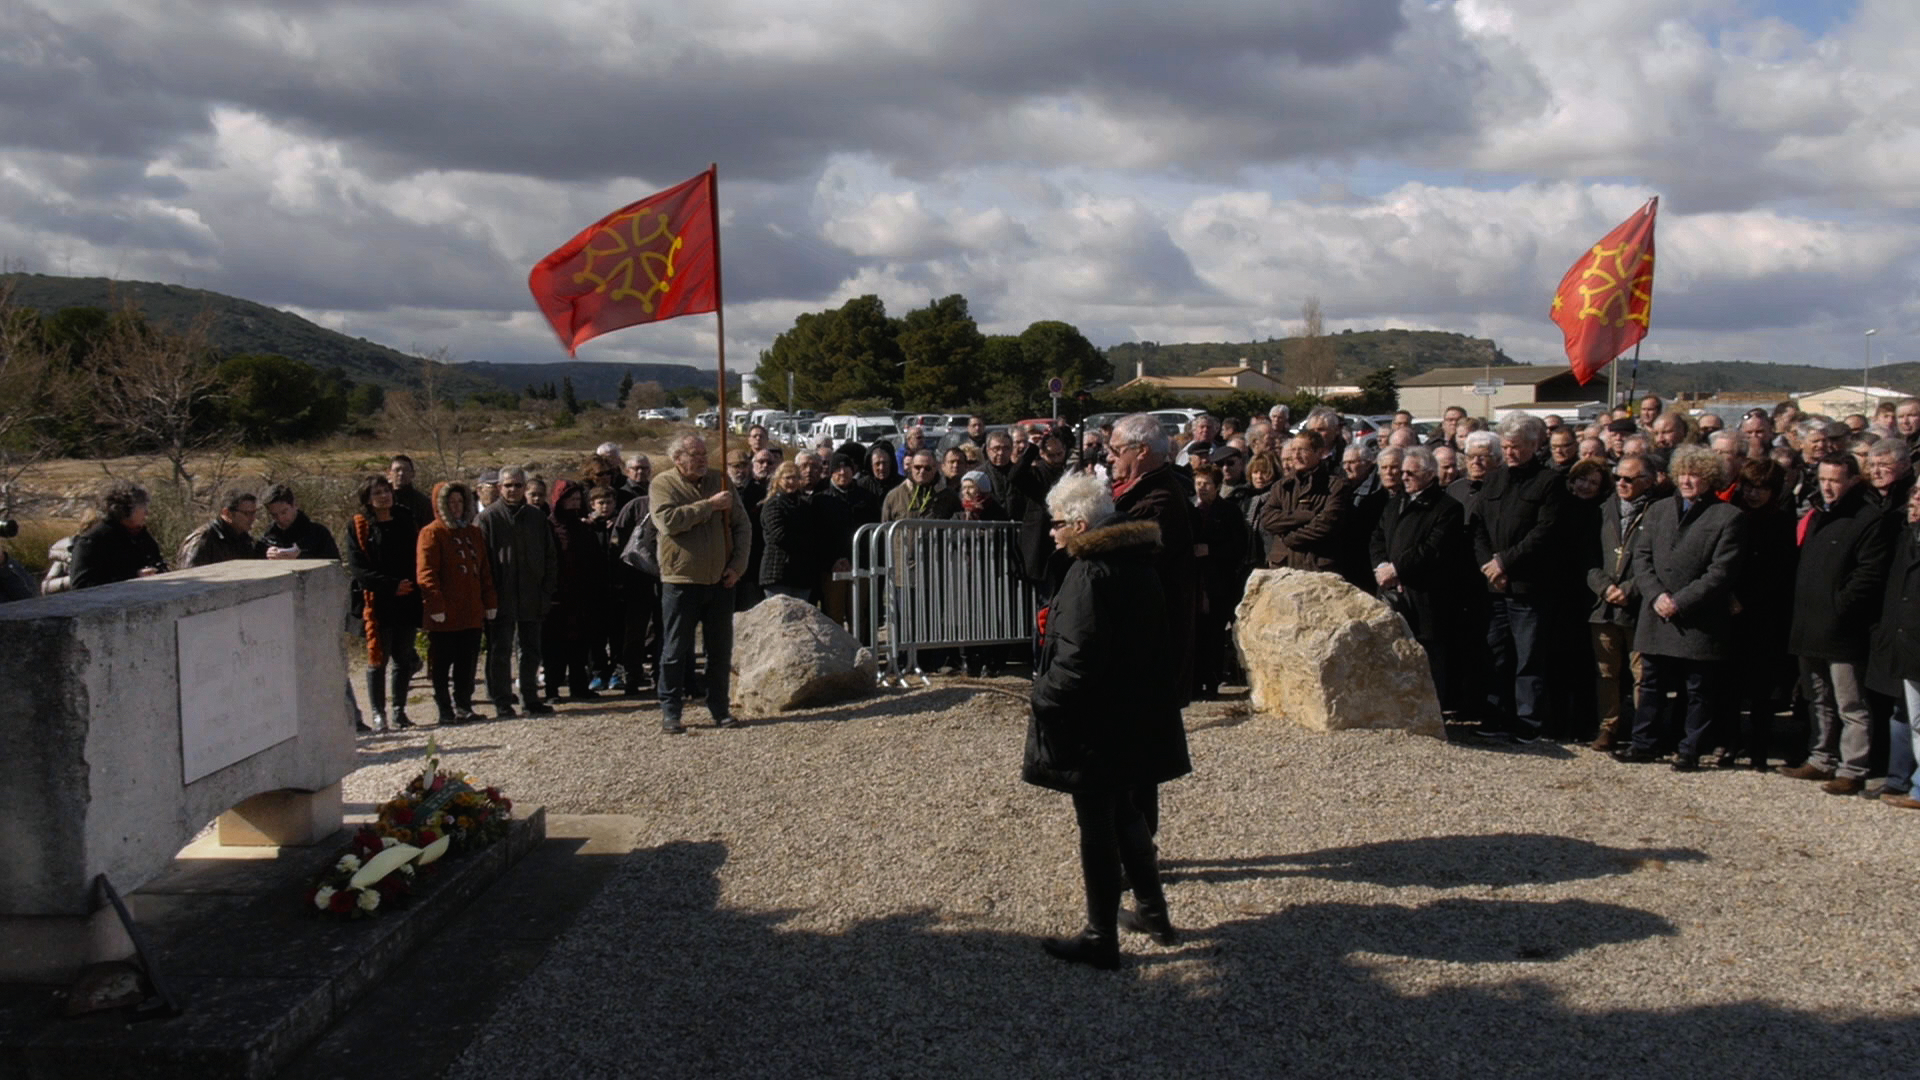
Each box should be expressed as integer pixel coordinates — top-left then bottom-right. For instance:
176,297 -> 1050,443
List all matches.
1586,453 -> 1655,752
479,465 -> 560,718
1616,446 -> 1746,769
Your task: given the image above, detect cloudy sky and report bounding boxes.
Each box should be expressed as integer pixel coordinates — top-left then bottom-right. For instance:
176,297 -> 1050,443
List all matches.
3,0 -> 1915,383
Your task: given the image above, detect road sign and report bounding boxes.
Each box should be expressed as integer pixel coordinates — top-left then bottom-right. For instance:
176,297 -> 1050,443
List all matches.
1471,378 -> 1505,397
1048,377 -> 1064,397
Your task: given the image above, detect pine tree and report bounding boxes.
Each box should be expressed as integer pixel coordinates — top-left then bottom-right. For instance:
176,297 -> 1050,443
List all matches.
616,371 -> 635,409
562,376 -> 581,415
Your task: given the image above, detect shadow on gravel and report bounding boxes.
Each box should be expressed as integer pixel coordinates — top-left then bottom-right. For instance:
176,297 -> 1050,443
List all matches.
351,741 -> 506,766
749,686 -> 983,726
1162,833 -> 1707,889
456,840 -> 1912,1080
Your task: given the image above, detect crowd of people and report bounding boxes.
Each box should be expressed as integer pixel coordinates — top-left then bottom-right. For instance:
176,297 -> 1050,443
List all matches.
9,396 -> 1920,804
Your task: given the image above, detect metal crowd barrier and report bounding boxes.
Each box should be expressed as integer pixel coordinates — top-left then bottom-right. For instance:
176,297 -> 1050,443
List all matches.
836,519 -> 1039,686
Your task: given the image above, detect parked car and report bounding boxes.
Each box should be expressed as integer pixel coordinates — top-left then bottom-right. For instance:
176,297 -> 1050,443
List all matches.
635,408 -> 671,421
694,411 -> 718,429
814,414 -> 903,446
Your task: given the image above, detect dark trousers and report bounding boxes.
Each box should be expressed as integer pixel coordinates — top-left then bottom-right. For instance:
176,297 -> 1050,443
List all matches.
1632,654 -> 1724,758
1486,594 -> 1549,736
541,614 -> 592,696
364,624 -> 421,718
485,616 -> 543,708
1070,788 -> 1169,936
427,628 -> 482,718
623,580 -> 664,685
661,582 -> 735,723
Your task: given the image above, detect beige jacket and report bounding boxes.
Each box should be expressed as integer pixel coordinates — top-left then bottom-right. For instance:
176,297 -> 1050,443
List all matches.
649,468 -> 751,586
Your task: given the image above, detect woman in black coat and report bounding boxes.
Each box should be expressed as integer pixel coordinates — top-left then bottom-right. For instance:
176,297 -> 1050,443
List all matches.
68,483 -> 167,590
758,463 -> 820,602
1191,461 -> 1247,700
346,474 -> 422,731
1369,446 -> 1470,716
1025,472 -> 1192,970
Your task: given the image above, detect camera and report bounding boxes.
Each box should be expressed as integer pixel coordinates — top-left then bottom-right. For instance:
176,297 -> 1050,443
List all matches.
0,520 -> 17,539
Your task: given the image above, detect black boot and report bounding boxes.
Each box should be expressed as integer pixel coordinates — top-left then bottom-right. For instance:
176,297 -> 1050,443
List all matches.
1042,928 -> 1119,970
363,667 -> 387,734
1119,907 -> 1180,946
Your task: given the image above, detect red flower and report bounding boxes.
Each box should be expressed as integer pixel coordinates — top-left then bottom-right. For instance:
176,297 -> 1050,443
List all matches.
431,774 -> 447,792
485,787 -> 501,800
418,828 -> 439,845
328,891 -> 354,914
391,807 -> 414,825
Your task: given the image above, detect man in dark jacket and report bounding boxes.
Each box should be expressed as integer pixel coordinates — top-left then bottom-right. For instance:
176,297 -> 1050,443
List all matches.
478,465 -> 560,718
69,482 -> 167,589
388,454 -> 435,528
1470,415 -> 1567,741
1866,483 -> 1920,809
1587,453 -> 1655,750
1259,431 -> 1347,573
1371,447 -> 1470,714
1617,447 -> 1745,769
181,490 -> 264,567
261,484 -> 342,562
1110,414 -> 1197,711
1025,473 -> 1190,969
1781,454 -> 1895,793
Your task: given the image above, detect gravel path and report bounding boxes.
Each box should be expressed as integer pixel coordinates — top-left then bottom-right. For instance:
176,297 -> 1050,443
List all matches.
344,683 -> 1920,1079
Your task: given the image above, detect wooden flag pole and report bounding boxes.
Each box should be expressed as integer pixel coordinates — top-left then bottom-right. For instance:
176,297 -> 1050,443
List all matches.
708,162 -> 729,487
1623,343 -> 1642,415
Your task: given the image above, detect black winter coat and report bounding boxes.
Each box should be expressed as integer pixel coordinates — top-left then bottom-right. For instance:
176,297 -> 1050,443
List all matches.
1471,460 -> 1567,594
759,491 -> 820,588
262,510 -> 342,562
1369,487 -> 1470,642
1193,496 -> 1248,613
1006,442 -> 1062,584
1630,494 -> 1745,661
68,520 -> 166,590
1867,520 -> 1920,694
1788,484 -> 1893,662
346,508 -> 423,631
1732,504 -> 1797,658
1023,518 -> 1192,794
1115,463 -> 1197,707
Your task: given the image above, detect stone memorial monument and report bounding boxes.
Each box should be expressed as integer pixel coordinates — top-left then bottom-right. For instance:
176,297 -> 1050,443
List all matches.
0,560 -> 355,981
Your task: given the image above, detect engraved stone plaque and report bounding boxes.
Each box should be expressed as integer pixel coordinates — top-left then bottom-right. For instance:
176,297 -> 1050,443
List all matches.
176,592 -> 298,783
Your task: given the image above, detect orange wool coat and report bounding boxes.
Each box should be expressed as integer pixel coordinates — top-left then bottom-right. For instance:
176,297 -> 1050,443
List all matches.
416,482 -> 498,632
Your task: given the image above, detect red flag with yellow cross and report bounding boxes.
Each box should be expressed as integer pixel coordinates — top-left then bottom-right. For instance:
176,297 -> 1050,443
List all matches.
529,168 -> 719,355
1550,197 -> 1657,385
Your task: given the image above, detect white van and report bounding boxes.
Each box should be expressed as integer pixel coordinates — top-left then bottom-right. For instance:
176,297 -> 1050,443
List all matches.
815,414 -> 903,445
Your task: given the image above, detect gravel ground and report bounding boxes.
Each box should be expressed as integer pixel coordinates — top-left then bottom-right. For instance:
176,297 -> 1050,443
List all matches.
344,682 -> 1920,1079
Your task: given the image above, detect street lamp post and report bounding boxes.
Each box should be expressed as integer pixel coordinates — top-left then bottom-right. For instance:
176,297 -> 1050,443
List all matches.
1864,329 -> 1878,412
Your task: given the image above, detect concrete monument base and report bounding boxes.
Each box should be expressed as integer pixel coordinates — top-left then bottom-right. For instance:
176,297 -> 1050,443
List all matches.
217,784 -> 344,848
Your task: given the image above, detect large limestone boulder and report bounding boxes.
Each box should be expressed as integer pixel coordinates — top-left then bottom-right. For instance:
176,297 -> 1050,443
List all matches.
731,595 -> 878,713
1233,569 -> 1443,737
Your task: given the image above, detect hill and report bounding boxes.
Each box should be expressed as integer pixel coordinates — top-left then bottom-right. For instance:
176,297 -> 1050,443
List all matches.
457,361 -> 742,405
0,272 -> 495,396
1107,329 -> 1513,382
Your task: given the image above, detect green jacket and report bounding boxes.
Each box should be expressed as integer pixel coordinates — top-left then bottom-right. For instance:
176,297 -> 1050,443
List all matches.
649,469 -> 751,586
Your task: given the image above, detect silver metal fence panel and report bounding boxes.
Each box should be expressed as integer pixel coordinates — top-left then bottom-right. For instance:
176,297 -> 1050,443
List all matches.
837,519 -> 1040,687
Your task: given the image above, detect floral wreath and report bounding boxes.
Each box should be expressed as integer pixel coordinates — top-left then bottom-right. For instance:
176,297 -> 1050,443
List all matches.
305,738 -> 514,920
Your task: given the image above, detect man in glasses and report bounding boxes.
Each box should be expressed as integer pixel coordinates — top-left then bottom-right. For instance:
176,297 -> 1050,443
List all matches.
882,449 -> 959,521
479,464 -> 559,719
180,489 -> 265,567
1586,453 -> 1654,751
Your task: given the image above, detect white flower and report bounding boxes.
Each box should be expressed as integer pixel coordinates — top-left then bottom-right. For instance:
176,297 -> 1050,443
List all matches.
399,863 -> 416,878
357,888 -> 380,911
336,854 -> 361,874
381,837 -> 398,849
314,887 -> 335,910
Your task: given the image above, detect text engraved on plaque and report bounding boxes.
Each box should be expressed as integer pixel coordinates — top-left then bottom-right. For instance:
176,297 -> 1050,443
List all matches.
176,592 -> 298,783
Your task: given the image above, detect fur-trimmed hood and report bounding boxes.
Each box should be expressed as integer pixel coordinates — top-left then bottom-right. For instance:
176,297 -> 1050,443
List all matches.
433,481 -> 475,529
1059,516 -> 1161,559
